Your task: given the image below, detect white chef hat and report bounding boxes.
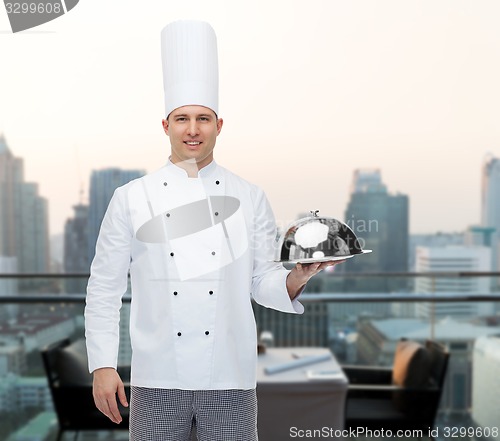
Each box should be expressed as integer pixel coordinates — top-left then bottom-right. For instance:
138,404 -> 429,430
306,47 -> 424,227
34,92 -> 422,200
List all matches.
161,20 -> 219,118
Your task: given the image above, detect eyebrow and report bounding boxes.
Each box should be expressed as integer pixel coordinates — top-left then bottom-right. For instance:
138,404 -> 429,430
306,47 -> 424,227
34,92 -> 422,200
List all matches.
172,113 -> 213,118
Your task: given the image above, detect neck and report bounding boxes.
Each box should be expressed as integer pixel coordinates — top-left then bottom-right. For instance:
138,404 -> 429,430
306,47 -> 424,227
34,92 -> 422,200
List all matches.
170,157 -> 212,178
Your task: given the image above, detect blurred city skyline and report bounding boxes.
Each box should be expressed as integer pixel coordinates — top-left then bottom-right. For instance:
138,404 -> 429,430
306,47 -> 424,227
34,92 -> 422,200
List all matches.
1,0 -> 500,235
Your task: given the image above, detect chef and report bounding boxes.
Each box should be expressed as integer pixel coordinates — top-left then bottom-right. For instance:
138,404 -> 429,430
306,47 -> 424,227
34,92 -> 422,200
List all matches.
84,20 -> 343,441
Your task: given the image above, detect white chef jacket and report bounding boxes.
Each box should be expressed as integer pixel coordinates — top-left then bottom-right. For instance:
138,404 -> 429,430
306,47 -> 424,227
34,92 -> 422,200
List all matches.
84,159 -> 304,390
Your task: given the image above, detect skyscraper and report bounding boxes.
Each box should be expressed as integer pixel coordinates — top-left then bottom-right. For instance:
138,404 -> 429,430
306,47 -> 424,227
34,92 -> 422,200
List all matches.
481,155 -> 500,273
343,169 -> 409,292
0,134 -> 22,259
85,169 -> 142,368
0,256 -> 18,320
87,168 -> 144,266
63,203 -> 89,293
0,134 -> 50,275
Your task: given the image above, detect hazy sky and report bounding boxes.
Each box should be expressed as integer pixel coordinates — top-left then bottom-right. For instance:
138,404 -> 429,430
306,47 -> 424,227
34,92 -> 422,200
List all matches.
1,0 -> 500,235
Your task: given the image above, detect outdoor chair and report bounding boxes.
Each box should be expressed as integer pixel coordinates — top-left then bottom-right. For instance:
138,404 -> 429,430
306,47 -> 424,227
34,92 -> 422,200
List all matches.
343,339 -> 449,435
41,338 -> 130,441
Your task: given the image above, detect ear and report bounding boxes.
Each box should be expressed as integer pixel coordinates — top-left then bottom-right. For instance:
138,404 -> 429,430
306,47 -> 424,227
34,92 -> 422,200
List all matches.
162,119 -> 169,136
216,118 -> 224,136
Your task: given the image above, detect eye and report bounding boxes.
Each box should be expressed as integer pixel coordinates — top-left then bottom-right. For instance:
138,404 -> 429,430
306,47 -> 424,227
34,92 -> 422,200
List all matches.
199,117 -> 210,122
176,117 -> 187,122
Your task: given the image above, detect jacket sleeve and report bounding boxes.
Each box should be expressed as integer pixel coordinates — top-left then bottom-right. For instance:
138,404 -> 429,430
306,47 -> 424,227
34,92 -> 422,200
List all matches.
250,187 -> 304,314
84,186 -> 133,373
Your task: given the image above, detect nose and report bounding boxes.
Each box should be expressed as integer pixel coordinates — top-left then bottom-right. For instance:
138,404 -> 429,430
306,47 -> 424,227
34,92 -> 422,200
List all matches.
187,119 -> 199,136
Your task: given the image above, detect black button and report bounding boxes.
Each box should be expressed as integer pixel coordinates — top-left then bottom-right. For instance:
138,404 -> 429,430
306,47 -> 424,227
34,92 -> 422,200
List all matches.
211,251 -> 216,255
215,180 -> 220,185
177,332 -> 182,336
214,212 -> 219,216
166,213 -> 170,217
163,182 -> 167,186
205,331 -> 210,335
209,290 -> 213,295
170,252 -> 174,257
173,291 -> 178,296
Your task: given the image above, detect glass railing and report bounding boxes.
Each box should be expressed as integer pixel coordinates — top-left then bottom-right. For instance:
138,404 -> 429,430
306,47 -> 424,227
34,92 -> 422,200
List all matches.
0,272 -> 499,441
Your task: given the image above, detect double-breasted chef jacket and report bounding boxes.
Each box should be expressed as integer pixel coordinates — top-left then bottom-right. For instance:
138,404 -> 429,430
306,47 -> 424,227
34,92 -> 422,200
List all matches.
85,159 -> 304,390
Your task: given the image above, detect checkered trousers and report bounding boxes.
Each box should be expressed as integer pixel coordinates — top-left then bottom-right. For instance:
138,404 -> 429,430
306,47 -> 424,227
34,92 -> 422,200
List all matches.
129,386 -> 258,441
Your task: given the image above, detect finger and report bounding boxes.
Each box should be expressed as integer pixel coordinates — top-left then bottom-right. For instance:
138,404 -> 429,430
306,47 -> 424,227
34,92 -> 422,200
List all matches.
315,263 -> 325,273
324,260 -> 345,266
107,396 -> 122,424
118,382 -> 129,408
97,394 -> 121,424
96,397 -> 118,423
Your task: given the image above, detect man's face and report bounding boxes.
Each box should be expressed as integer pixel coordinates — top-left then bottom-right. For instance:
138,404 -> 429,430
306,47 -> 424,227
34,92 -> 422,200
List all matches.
162,105 -> 223,168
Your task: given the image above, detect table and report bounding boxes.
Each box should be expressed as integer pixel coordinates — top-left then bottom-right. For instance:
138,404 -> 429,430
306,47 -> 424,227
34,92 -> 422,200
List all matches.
256,347 -> 348,441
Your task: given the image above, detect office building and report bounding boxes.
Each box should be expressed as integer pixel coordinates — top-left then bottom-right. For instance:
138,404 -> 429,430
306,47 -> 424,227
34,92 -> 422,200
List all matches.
472,335 -> 500,440
0,315 -> 75,353
0,344 -> 26,376
0,374 -> 17,412
0,256 -> 18,320
49,233 -> 64,272
0,134 -> 20,258
0,135 -> 50,275
481,156 -> 500,273
16,182 -> 50,274
465,225 -> 499,294
326,299 -> 391,331
253,299 -> 328,347
63,204 -> 89,294
415,245 -> 493,319
465,225 -> 496,248
87,168 -> 144,266
409,232 -> 464,271
16,377 -> 53,411
343,169 -> 409,292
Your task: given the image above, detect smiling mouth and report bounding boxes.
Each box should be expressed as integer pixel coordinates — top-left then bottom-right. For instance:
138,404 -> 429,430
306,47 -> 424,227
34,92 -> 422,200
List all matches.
184,141 -> 201,146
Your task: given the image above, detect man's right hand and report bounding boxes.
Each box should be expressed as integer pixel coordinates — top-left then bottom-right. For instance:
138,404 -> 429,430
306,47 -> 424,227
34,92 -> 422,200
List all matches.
92,367 -> 128,424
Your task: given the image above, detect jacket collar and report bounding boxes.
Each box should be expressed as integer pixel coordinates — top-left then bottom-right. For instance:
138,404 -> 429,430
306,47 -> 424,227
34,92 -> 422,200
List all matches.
166,157 -> 218,178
